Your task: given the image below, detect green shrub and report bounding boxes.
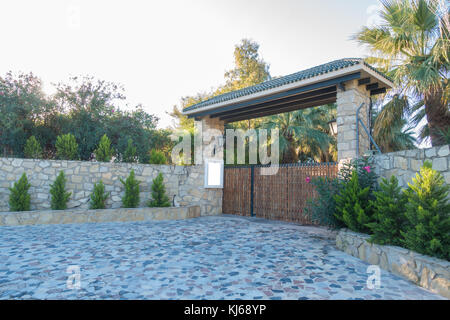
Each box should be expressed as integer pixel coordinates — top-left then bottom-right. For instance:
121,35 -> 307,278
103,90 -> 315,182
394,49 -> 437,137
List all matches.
90,180 -> 109,209
334,171 -> 374,233
55,133 -> 78,160
400,161 -> 450,260
94,134 -> 114,162
148,172 -> 171,207
50,171 -> 71,210
24,136 -> 43,159
120,169 -> 140,208
339,157 -> 378,194
122,138 -> 137,163
9,173 -> 31,211
149,149 -> 167,164
367,175 -> 407,245
305,177 -> 343,228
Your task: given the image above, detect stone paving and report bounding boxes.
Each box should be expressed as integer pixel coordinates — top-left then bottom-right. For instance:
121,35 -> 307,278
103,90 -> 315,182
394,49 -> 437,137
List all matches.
0,215 -> 445,300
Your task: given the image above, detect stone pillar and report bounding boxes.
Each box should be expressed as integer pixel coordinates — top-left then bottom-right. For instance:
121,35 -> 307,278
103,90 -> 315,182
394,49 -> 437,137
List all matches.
336,79 -> 371,162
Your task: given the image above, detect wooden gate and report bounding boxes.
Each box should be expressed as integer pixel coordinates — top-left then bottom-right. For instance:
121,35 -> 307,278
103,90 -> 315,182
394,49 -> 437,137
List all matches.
222,163 -> 338,224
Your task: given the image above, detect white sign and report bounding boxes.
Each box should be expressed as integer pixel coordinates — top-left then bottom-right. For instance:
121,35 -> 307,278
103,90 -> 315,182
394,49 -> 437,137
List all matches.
204,159 -> 224,188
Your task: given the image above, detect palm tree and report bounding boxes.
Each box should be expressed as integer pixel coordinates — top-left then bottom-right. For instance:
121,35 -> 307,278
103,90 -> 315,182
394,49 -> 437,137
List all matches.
260,105 -> 335,163
355,0 -> 449,146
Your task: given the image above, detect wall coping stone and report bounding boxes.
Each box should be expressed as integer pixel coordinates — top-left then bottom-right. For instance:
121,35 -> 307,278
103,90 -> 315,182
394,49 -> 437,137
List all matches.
0,206 -> 201,227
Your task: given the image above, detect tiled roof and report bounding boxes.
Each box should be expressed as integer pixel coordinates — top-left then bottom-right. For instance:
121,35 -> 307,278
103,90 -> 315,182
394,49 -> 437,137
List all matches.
183,58 -> 391,112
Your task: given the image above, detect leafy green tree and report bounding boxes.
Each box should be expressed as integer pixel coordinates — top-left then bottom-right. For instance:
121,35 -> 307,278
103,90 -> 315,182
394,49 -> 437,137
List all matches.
260,106 -> 334,163
148,173 -> 171,207
401,161 -> 450,260
55,133 -> 78,160
0,72 -> 52,157
24,135 -> 43,159
9,173 -> 31,211
94,134 -> 113,162
50,171 -> 71,210
90,180 -> 109,209
367,175 -> 407,245
149,149 -> 167,164
120,170 -> 140,208
355,0 -> 450,146
122,138 -> 137,163
334,171 -> 374,233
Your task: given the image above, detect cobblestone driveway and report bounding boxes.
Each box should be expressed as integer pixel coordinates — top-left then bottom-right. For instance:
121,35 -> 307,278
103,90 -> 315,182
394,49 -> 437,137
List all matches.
0,215 -> 444,299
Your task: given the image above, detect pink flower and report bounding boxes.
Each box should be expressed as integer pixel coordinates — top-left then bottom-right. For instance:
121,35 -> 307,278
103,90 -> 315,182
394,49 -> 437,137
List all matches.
305,176 -> 311,183
363,166 -> 371,173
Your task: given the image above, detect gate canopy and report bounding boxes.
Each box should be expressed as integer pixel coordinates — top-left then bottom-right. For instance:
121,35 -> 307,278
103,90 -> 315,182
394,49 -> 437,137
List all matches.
183,58 -> 393,123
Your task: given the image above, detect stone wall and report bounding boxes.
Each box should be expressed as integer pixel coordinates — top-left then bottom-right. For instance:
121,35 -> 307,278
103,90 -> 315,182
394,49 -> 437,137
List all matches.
0,158 -> 222,215
0,205 -> 200,226
372,144 -> 450,188
336,229 -> 450,298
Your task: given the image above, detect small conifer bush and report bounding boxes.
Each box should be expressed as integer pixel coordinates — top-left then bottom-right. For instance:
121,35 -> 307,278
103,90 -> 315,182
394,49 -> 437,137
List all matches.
120,170 -> 140,208
90,180 -> 109,209
149,149 -> 167,164
401,161 -> 450,260
94,134 -> 114,162
55,133 -> 78,160
123,138 -> 137,163
24,136 -> 43,159
148,172 -> 171,207
9,173 -> 31,211
50,171 -> 71,210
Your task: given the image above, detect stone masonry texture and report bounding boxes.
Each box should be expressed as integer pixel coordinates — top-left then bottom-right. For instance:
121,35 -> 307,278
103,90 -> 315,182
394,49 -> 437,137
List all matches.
372,144 -> 450,189
0,158 -> 222,215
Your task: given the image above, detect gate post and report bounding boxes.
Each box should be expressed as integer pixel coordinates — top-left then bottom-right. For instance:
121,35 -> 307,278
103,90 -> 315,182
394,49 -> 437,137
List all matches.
336,79 -> 371,164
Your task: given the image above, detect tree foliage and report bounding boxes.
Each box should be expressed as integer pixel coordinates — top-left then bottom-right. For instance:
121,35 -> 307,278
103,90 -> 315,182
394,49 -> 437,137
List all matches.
355,0 -> 450,146
9,173 -> 31,212
122,138 -> 137,163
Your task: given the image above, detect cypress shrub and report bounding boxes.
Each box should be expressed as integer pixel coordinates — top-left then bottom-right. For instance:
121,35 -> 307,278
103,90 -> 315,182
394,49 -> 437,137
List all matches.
24,136 -> 43,159
149,149 -> 167,164
120,169 -> 140,208
401,161 -> 450,260
367,175 -> 406,245
90,180 -> 109,209
55,133 -> 78,160
50,171 -> 71,210
334,171 -> 373,233
9,173 -> 31,211
148,172 -> 171,207
123,138 -> 137,163
94,134 -> 114,162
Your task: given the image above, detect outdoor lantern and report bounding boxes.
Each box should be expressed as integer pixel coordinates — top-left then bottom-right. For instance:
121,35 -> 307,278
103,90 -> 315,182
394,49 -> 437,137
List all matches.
204,158 -> 224,188
328,119 -> 337,136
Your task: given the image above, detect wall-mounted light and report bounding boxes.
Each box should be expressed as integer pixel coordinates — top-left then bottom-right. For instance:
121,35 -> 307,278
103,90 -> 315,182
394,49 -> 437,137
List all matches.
204,158 -> 224,188
328,119 -> 337,136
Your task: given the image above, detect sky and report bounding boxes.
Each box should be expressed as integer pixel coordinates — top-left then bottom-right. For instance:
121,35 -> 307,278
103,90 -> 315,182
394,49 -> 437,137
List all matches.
0,0 -> 383,129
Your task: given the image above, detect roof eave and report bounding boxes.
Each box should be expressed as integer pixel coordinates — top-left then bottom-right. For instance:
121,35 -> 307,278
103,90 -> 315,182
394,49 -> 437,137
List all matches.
183,62 -> 393,116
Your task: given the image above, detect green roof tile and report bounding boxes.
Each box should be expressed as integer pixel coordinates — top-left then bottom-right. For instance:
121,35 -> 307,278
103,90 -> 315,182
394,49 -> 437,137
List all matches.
183,58 -> 391,113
